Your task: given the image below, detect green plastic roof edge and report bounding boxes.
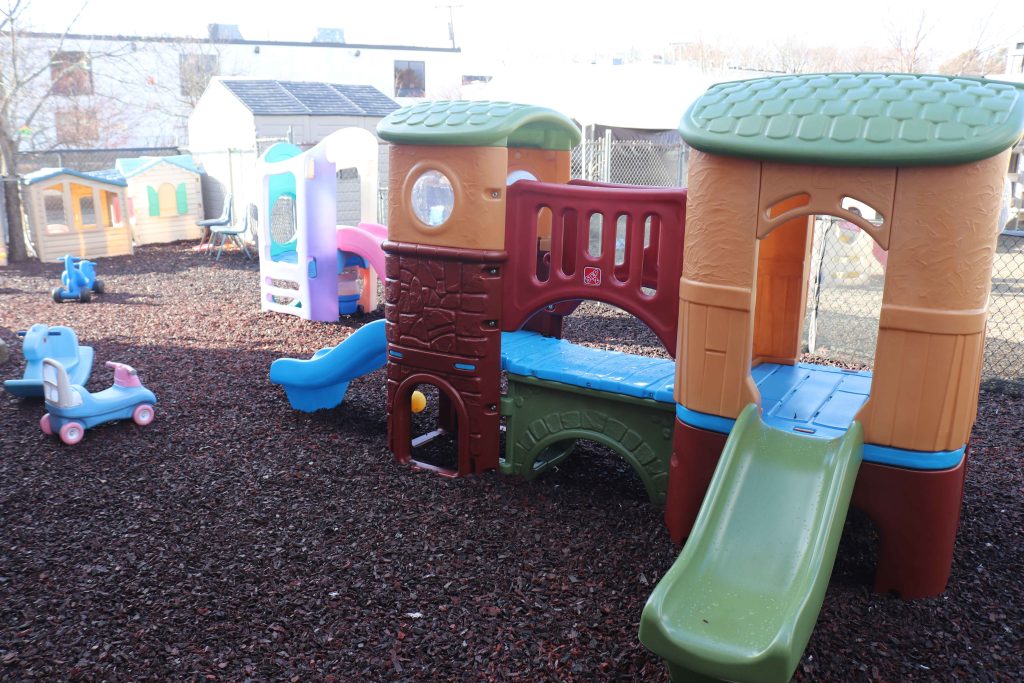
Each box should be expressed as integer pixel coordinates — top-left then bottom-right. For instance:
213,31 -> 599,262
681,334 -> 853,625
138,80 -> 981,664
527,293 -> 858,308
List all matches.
679,73 -> 1024,167
377,100 -> 582,151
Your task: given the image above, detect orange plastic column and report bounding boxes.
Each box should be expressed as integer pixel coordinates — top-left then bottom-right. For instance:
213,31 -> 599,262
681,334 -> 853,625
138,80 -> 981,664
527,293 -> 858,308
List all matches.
753,206 -> 813,365
675,151 -> 761,419
856,151 -> 1009,452
387,144 -> 509,250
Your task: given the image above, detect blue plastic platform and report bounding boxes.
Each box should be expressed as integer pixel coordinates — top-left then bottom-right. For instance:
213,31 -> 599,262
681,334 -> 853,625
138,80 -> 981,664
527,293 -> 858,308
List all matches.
501,331 -> 675,403
677,362 -> 869,439
677,362 -> 964,470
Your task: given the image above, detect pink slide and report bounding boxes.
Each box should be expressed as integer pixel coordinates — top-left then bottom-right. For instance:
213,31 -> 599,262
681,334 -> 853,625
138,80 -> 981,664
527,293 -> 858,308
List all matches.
337,222 -> 388,277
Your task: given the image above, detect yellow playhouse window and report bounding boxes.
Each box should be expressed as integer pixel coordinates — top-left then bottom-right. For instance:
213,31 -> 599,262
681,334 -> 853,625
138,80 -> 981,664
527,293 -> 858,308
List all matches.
103,191 -> 123,227
157,183 -> 177,216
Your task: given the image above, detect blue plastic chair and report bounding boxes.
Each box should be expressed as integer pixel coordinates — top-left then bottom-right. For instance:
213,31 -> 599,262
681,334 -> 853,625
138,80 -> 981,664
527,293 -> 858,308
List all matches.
209,203 -> 255,261
196,194 -> 233,251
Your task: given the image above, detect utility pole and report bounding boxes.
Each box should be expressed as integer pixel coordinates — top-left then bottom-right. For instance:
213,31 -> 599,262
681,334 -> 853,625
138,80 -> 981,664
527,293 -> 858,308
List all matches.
435,4 -> 462,49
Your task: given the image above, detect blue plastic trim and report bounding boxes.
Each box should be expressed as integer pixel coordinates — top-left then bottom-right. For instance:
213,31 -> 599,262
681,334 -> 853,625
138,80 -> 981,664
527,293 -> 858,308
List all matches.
862,443 -> 966,470
676,405 -> 967,471
389,349 -> 404,358
675,405 -> 737,435
454,363 -> 476,371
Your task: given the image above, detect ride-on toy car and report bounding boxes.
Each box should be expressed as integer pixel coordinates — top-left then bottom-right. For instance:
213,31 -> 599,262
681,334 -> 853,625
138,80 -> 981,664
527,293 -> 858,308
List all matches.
52,254 -> 104,303
40,359 -> 157,445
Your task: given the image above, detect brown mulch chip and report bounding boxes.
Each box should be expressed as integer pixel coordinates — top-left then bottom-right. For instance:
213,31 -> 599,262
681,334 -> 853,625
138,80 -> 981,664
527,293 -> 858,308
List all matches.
0,244 -> 1021,681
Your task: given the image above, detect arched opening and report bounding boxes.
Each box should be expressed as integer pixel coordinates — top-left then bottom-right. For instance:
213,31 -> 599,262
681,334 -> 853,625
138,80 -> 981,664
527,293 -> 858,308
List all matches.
501,299 -> 675,503
390,374 -> 468,477
750,202 -> 887,438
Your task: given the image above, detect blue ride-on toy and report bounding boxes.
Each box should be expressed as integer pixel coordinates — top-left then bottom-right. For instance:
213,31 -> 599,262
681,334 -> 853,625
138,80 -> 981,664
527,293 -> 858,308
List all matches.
40,359 -> 157,445
2,324 -> 94,398
52,254 -> 104,303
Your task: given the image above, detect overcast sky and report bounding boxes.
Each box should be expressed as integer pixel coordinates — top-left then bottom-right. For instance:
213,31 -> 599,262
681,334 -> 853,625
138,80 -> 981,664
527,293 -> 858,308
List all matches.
27,0 -> 1024,67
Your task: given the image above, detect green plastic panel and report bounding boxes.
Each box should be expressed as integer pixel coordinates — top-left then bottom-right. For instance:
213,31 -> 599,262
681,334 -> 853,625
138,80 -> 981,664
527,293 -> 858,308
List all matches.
500,374 -> 674,504
175,182 -> 188,215
639,404 -> 863,683
377,100 -> 581,151
680,73 -> 1024,166
147,186 -> 159,217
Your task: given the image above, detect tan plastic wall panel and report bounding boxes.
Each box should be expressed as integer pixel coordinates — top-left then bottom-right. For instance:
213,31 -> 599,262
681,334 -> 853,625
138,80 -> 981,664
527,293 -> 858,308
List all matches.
758,163 -> 896,249
387,144 -> 509,250
753,208 -> 813,365
675,151 -> 760,417
507,148 -> 570,239
856,151 -> 1009,451
508,148 -> 570,184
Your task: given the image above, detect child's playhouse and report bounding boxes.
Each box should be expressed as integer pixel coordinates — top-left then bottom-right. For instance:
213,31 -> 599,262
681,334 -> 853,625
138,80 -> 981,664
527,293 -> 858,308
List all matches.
22,168 -> 132,262
270,76 -> 1024,682
255,127 -> 385,322
114,154 -> 205,246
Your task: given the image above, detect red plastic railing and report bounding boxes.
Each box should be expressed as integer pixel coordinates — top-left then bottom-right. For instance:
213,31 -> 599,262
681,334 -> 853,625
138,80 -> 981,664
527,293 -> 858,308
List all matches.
503,180 -> 687,357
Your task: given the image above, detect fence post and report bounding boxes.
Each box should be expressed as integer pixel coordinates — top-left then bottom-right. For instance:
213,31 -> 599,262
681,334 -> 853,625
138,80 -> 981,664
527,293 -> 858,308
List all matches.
603,129 -> 612,183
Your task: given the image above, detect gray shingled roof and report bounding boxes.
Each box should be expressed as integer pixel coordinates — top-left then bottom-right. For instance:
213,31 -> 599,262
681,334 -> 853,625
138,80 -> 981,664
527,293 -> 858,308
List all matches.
220,80 -> 400,117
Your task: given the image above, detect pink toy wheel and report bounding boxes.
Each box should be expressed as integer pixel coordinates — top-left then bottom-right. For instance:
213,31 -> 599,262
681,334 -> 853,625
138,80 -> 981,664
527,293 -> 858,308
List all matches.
132,404 -> 155,426
40,413 -> 53,435
59,421 -> 85,445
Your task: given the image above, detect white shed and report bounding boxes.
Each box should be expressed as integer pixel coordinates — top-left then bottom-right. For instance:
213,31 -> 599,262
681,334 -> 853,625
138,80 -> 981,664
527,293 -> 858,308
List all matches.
115,155 -> 205,245
187,78 -> 399,223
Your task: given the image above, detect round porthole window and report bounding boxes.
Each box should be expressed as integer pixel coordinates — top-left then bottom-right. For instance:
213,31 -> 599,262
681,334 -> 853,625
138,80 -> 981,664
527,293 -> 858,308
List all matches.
411,170 -> 455,227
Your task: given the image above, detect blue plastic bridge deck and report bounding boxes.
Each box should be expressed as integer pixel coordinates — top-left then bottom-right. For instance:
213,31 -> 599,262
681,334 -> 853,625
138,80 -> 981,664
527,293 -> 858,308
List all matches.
500,332 -> 962,471
500,331 -> 675,404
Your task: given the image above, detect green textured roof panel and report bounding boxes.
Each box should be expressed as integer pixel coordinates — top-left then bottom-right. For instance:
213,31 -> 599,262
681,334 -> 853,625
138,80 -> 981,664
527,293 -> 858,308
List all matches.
680,73 -> 1024,166
377,100 -> 581,151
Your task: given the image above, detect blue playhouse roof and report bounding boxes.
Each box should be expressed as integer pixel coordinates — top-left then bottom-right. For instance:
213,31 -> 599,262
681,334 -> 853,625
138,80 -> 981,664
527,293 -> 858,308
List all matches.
114,154 -> 202,178
23,167 -> 127,187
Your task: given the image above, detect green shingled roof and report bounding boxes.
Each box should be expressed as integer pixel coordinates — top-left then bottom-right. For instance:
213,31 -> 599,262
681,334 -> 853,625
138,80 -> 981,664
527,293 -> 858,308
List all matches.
377,101 -> 581,151
680,73 -> 1024,166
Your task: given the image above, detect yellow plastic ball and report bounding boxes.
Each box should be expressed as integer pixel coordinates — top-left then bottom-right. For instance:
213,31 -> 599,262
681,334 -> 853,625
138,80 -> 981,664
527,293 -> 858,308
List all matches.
411,390 -> 427,414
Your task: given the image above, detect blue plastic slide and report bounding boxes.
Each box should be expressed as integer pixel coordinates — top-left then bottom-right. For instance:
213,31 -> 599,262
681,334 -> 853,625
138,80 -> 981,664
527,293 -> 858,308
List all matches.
269,319 -> 387,412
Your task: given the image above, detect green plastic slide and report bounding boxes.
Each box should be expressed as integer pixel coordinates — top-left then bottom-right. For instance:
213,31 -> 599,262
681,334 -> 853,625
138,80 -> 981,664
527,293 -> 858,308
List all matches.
639,404 -> 863,683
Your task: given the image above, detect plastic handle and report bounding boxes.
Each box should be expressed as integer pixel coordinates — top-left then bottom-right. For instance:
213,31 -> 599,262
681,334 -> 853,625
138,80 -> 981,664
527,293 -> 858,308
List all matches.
18,330 -> 26,337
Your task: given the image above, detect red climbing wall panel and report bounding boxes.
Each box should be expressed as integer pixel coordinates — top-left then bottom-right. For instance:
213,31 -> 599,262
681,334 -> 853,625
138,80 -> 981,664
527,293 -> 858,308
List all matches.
503,179 -> 687,356
384,241 -> 504,476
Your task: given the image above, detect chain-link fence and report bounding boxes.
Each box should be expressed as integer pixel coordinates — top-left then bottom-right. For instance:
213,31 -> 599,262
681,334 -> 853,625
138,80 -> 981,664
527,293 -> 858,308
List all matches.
571,135 -> 688,186
18,147 -> 181,174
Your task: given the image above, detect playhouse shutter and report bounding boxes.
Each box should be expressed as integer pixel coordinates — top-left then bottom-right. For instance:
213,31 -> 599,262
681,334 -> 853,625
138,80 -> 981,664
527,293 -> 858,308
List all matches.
176,182 -> 188,214
147,186 -> 160,216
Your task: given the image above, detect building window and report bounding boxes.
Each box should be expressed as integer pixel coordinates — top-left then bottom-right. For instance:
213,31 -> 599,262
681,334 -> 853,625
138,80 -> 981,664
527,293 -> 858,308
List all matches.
180,53 -> 219,98
50,51 -> 93,96
55,108 -> 99,145
394,60 -> 425,97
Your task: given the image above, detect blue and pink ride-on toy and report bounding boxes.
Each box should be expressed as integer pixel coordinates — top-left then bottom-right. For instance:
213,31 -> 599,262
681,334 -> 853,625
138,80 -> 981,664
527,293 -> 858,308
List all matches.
52,254 -> 105,303
2,324 -> 94,398
40,359 -> 157,445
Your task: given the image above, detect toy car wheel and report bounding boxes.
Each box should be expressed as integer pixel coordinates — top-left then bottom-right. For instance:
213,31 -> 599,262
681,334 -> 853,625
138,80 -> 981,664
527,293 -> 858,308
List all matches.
93,279 -> 105,294
132,404 -> 155,426
40,413 -> 53,435
79,288 -> 92,303
59,421 -> 85,445
51,287 -> 64,304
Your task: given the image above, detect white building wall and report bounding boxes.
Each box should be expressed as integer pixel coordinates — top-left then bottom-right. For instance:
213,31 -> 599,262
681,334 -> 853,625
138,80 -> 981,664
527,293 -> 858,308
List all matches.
21,32 -> 465,149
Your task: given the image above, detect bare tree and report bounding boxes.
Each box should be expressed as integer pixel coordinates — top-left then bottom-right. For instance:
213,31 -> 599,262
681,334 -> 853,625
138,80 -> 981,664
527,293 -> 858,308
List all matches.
0,0 -> 138,260
885,10 -> 933,72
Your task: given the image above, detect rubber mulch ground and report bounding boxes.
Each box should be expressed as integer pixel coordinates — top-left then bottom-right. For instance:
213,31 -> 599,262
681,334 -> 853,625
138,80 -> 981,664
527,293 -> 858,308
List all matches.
1,244 -> 1021,682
